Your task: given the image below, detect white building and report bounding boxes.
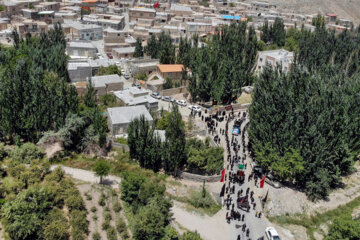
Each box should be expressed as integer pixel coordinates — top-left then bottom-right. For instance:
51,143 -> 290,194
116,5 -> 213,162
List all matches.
256,49 -> 294,74
113,87 -> 158,110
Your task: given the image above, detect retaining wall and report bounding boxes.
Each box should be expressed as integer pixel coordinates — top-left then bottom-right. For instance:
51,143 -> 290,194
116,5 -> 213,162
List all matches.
160,86 -> 188,96
179,171 -> 221,182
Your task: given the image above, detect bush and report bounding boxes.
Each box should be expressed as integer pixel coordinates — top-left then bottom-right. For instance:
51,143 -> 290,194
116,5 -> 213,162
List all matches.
180,231 -> 202,240
104,211 -> 112,221
70,209 -> 88,237
92,232 -> 101,240
102,220 -> 111,231
65,195 -> 86,211
188,190 -> 216,209
121,231 -> 129,239
116,216 -> 127,233
106,226 -> 117,240
0,143 -> 8,161
92,214 -> 98,221
11,143 -> 44,163
43,220 -> 69,240
113,200 -> 122,212
98,192 -> 106,206
117,137 -> 127,145
91,206 -> 97,213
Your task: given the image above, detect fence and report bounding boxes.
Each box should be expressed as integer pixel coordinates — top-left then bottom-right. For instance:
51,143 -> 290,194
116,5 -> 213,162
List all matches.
160,86 -> 188,96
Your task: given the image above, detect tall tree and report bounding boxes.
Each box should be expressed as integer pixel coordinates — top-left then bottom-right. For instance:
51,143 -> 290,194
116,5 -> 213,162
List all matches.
134,37 -> 144,58
164,104 -> 186,176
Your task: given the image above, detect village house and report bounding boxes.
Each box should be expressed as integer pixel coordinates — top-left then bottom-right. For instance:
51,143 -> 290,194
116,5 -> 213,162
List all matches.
91,74 -> 124,95
129,7 -> 156,22
256,49 -> 293,74
66,40 -> 98,59
63,20 -> 103,40
107,105 -> 153,136
157,64 -> 185,80
113,87 -> 158,110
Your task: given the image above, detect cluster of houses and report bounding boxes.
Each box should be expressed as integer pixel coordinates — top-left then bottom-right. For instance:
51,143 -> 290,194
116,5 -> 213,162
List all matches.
0,0 -> 355,138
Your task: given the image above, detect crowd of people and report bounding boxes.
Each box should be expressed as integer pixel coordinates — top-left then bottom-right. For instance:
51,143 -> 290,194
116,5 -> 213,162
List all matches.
203,108 -> 264,240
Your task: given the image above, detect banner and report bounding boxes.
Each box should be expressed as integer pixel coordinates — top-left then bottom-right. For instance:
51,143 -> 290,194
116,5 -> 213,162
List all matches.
220,168 -> 225,182
260,175 -> 266,188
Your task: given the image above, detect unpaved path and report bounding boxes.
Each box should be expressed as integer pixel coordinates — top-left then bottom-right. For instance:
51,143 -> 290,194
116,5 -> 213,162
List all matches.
50,165 -> 121,188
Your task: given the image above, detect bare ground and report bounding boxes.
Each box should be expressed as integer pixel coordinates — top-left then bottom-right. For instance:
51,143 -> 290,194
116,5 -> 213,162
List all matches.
245,0 -> 360,25
265,162 -> 360,217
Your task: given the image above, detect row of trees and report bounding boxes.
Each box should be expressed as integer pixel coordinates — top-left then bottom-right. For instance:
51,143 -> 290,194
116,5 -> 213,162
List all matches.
0,24 -> 109,151
249,64 -> 360,199
0,24 -> 78,142
183,23 -> 258,103
260,17 -> 286,47
128,104 -> 224,176
128,104 -> 186,176
145,32 -> 176,64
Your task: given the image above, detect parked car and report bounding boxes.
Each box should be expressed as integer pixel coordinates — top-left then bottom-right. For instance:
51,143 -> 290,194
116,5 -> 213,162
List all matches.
162,96 -> 172,102
176,100 -> 187,106
265,227 -> 281,240
107,53 -> 113,59
188,105 -> 201,113
151,92 -> 161,99
265,174 -> 281,188
124,74 -> 130,79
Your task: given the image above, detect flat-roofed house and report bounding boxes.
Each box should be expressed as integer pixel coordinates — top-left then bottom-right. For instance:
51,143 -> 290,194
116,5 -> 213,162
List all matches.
91,74 -> 124,95
257,49 -> 293,74
107,105 -> 153,136
112,47 -> 135,58
157,64 -> 184,80
129,7 -> 156,22
66,40 -> 98,58
113,87 -> 158,110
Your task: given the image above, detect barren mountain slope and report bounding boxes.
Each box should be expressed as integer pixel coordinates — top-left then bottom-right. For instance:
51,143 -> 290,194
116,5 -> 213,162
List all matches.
246,0 -> 360,25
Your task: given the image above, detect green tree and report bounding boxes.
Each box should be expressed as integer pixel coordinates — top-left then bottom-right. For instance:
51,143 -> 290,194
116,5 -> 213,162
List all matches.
97,65 -> 122,76
134,37 -> 144,57
163,76 -> 173,89
180,231 -> 202,240
83,79 -> 97,108
164,104 -> 186,176
93,160 -> 111,184
145,34 -> 158,58
11,143 -> 44,164
325,216 -> 360,240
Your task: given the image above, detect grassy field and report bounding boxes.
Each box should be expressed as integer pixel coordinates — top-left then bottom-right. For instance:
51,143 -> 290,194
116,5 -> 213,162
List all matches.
237,92 -> 252,105
269,195 -> 360,239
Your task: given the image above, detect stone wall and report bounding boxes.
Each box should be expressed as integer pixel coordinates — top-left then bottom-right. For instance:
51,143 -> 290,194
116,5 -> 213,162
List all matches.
160,86 -> 188,96
179,171 -> 221,182
213,103 -> 250,112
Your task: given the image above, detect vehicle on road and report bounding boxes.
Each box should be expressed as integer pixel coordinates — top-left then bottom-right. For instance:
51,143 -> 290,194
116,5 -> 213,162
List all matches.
188,105 -> 201,112
132,83 -> 141,89
176,99 -> 187,106
151,92 -> 161,99
107,53 -> 113,59
265,227 -> 281,240
232,127 -> 240,135
124,73 -> 130,79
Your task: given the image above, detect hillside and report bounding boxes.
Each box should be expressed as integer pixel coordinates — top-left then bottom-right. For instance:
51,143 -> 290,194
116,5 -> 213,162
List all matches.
246,0 -> 360,25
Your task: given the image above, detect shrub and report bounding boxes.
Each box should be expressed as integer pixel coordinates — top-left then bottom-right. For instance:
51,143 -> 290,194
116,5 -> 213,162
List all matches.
65,195 -> 86,211
101,220 -> 110,231
106,226 -> 117,240
91,206 -> 97,212
0,143 -> 8,161
92,232 -> 101,240
43,220 -> 69,240
98,192 -> 106,206
85,192 -> 92,200
104,211 -> 112,221
113,200 -> 122,212
121,231 -> 129,239
116,216 -> 126,233
188,190 -> 216,209
70,209 -> 88,236
180,231 -> 202,240
92,215 -> 98,222
11,143 -> 44,164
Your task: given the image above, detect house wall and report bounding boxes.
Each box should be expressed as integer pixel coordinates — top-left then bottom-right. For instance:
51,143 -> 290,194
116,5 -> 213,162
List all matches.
68,66 -> 92,82
129,9 -> 155,22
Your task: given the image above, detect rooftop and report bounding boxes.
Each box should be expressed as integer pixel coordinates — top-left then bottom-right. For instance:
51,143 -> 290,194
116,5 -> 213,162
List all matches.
129,7 -> 156,13
107,105 -> 153,125
113,47 -> 135,54
67,41 -> 97,49
91,74 -> 123,88
157,64 -> 184,73
170,4 -> 193,12
113,87 -> 158,106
